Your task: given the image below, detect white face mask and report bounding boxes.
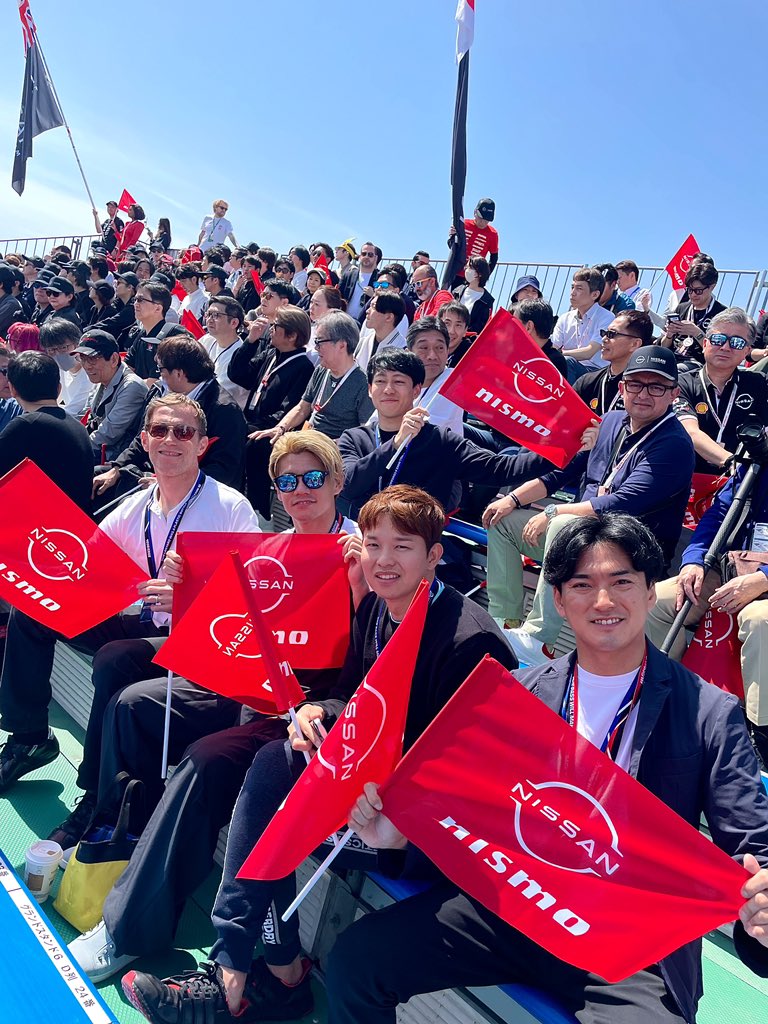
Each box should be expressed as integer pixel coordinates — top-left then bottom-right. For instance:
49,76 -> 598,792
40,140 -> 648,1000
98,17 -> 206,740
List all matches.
465,268 -> 478,285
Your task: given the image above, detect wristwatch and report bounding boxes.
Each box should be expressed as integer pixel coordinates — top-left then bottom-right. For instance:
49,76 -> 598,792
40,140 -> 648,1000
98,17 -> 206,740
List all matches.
544,504 -> 559,522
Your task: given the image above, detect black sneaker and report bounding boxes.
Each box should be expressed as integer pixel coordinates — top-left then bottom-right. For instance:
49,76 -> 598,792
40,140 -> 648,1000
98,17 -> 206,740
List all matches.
0,731 -> 60,792
122,957 -> 313,1024
47,791 -> 97,850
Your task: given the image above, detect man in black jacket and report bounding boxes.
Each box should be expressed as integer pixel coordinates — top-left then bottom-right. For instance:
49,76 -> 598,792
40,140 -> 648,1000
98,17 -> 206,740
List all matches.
124,282 -> 171,384
331,514 -> 768,1024
98,272 -> 139,351
339,242 -> 381,324
0,265 -> 25,335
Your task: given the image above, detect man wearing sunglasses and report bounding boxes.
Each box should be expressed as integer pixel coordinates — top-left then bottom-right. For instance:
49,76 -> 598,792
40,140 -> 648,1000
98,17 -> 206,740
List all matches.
661,263 -> 726,370
573,310 -> 653,416
674,309 -> 768,474
485,346 -> 694,665
77,329 -> 148,463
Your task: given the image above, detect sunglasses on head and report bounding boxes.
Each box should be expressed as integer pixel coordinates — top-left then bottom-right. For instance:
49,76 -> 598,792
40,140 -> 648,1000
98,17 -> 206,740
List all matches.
146,423 -> 198,441
708,333 -> 749,351
274,470 -> 328,493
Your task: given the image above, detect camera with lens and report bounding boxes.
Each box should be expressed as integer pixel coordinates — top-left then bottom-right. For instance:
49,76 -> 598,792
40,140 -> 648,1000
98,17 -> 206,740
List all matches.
733,420 -> 768,468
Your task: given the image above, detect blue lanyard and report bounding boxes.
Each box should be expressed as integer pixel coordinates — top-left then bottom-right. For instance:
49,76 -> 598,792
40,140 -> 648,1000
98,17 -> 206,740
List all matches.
560,652 -> 647,760
374,578 -> 444,657
143,471 -> 205,579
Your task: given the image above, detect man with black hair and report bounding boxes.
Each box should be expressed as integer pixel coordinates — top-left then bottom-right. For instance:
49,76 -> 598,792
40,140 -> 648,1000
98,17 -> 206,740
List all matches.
661,262 -> 726,369
289,245 -> 311,294
338,349 -> 525,517
63,260 -> 95,324
201,296 -> 250,409
513,298 -> 568,377
330,512 -> 768,1024
125,283 -> 171,384
98,272 -> 140,351
573,309 -> 652,415
38,317 -> 91,418
484,346 -> 694,665
438,301 -> 472,366
94,200 -> 124,253
405,316 -> 464,434
0,344 -> 22,432
255,247 -> 277,283
176,266 -> 207,321
203,266 -> 234,302
594,263 -> 636,314
552,268 -> 614,381
0,265 -> 25,335
616,259 -> 652,311
355,291 -> 408,370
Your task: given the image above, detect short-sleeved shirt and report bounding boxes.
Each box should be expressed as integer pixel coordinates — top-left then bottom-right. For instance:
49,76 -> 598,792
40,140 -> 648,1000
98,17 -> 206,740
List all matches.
675,367 -> 768,472
199,215 -> 234,252
574,367 -> 625,416
302,364 -> 373,439
464,219 -> 499,261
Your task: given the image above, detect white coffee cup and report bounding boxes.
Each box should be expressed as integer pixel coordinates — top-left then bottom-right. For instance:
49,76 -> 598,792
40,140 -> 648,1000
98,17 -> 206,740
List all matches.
24,840 -> 63,903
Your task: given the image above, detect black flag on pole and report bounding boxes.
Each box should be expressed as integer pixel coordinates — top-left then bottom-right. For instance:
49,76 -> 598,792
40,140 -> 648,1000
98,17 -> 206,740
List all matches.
12,0 -> 65,196
441,0 -> 475,290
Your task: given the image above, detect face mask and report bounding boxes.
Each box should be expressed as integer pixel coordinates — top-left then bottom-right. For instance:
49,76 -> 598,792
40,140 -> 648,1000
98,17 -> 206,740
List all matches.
54,353 -> 77,371
465,268 -> 478,285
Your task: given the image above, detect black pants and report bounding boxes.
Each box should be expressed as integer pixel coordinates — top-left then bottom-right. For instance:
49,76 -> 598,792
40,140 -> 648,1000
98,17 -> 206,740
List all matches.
0,608 -> 165,792
244,435 -> 273,517
326,883 -> 684,1024
210,738 -> 306,973
100,675 -> 285,957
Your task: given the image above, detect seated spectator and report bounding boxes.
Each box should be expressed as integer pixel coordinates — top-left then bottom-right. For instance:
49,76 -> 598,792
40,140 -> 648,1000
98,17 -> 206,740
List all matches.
594,262 -> 636,314
325,514 -> 768,1024
334,239 -> 357,278
203,265 -> 234,303
125,282 -> 171,384
615,258 -> 653,311
0,343 -> 22,433
241,281 -> 296,350
403,250 -> 431,304
273,257 -> 295,287
89,254 -> 113,287
675,309 -> 767,474
453,256 -> 494,334
255,246 -> 277,284
551,267 -> 614,382
252,311 -> 372,442
176,265 -> 207,322
229,305 -> 314,517
86,279 -> 117,327
484,346 -> 694,664
63,260 -> 95,324
375,263 -> 415,324
30,267 -> 56,325
134,258 -> 152,282
94,334 -> 247,498
0,264 -> 25,335
508,274 -> 542,307
412,264 -> 454,320
6,321 -> 40,353
438,300 -> 472,366
354,292 -> 407,371
227,247 -> 249,295
296,264 -> 326,312
98,272 -> 139,350
78,329 -> 148,462
660,261 -> 726,370
308,285 -> 346,356
237,255 -> 268,314
405,316 -> 464,434
20,255 -> 44,315
514,297 -> 567,377
289,245 -> 311,294
38,317 -> 91,418
573,308 -> 652,415
338,349 -> 525,518
198,295 -> 249,409
120,485 -> 515,1021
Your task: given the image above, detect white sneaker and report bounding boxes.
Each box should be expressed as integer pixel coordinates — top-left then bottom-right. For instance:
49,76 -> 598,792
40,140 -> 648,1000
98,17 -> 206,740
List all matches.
504,627 -> 556,668
69,920 -> 137,983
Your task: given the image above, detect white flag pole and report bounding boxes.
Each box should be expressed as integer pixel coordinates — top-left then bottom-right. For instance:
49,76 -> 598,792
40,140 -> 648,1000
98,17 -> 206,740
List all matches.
281,827 -> 356,922
160,667 -> 174,779
384,388 -> 442,471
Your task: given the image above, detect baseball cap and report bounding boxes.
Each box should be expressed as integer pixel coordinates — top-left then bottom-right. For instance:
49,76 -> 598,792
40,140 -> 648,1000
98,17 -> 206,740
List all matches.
623,346 -> 678,383
45,275 -> 75,296
306,266 -> 327,283
150,272 -> 174,289
149,241 -> 164,252
511,275 -> 542,300
476,198 -> 496,221
75,330 -> 119,359
62,260 -> 90,274
24,256 -> 45,269
203,266 -> 227,284
33,269 -> 56,288
115,271 -> 140,289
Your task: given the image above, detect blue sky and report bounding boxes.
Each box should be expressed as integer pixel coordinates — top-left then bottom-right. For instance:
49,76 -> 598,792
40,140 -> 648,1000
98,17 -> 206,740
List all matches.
1,0 -> 766,272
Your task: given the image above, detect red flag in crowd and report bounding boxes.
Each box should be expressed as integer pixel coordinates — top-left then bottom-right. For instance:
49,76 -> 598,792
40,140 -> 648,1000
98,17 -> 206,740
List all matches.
174,532 -> 350,668
180,308 -> 205,339
313,252 -> 331,283
117,188 -> 136,213
0,459 -> 148,637
682,609 -> 744,699
154,552 -> 303,713
237,579 -> 430,881
380,656 -> 747,982
683,472 -> 725,530
440,308 -> 597,467
180,245 -> 203,265
250,270 -> 265,295
171,280 -> 187,303
666,233 -> 701,291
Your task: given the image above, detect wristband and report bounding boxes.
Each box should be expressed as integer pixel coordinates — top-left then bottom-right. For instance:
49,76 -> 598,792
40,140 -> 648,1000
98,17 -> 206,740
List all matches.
509,493 -> 522,510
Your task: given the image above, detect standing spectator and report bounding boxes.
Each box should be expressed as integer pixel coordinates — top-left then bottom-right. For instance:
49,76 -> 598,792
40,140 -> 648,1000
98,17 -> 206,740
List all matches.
412,265 -> 454,321
0,265 -> 24,336
594,263 -> 636,314
44,276 -> 81,328
198,200 -> 238,252
78,330 -> 148,462
339,242 -> 381,323
551,268 -> 614,381
93,201 -> 124,254
119,204 -> 146,253
449,197 -> 499,285
147,217 -> 172,251
453,256 -> 494,334
289,245 -> 311,294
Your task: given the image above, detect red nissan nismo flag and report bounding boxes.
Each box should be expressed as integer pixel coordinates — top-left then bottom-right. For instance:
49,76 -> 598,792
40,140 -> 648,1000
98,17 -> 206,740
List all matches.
174,532 -> 350,668
683,472 -> 725,530
0,460 -> 148,637
180,308 -> 205,339
381,656 -> 748,983
666,233 -> 701,291
439,308 -> 597,467
682,609 -> 744,700
154,552 -> 304,713
117,188 -> 136,214
237,580 -> 430,881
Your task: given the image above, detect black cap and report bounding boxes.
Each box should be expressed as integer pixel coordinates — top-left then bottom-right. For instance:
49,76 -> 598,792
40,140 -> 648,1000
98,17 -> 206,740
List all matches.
45,275 -> 75,296
149,241 -> 164,252
623,346 -> 678,383
75,330 -> 119,359
115,271 -> 140,289
150,272 -> 174,289
24,256 -> 45,269
62,260 -> 90,274
33,269 -> 56,288
476,197 -> 495,221
203,266 -> 227,284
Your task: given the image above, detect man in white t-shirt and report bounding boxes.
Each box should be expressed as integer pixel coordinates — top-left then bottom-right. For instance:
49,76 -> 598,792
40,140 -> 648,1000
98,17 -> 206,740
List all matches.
176,266 -> 207,321
202,295 -> 250,409
198,199 -> 238,253
405,316 -> 463,434
551,268 -> 615,382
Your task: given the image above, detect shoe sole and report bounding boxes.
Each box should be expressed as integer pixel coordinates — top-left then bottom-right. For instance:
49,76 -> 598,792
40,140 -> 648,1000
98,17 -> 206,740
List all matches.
121,976 -> 153,1022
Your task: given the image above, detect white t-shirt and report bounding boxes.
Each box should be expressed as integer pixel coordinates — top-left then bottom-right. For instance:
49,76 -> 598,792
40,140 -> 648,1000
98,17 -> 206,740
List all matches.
203,335 -> 250,410
574,665 -> 640,773
101,474 -> 260,625
199,215 -> 235,252
59,366 -> 92,418
180,286 -> 207,321
417,367 -> 464,435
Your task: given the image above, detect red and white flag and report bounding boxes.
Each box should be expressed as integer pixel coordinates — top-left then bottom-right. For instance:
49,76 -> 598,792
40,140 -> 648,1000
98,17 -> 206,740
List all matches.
173,532 -> 350,668
456,0 -> 475,61
666,233 -> 701,291
682,609 -> 743,700
381,656 -> 747,982
0,460 -> 148,636
439,308 -> 597,467
313,252 -> 331,283
237,580 -> 430,881
683,472 -> 725,530
154,551 -> 305,713
180,308 -> 205,339
117,188 -> 136,213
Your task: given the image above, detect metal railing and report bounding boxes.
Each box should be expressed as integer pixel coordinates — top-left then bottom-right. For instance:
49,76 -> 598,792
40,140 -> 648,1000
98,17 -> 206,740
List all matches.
0,234 -> 100,260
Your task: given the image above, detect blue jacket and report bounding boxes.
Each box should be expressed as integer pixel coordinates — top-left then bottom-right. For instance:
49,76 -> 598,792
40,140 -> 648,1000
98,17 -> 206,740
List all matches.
683,465 -> 768,578
519,644 -> 768,1023
541,410 -> 694,564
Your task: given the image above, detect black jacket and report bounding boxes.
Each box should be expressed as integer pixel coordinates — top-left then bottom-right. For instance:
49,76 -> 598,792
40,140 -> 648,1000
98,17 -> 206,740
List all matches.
452,285 -> 494,335
98,298 -> 137,350
519,645 -> 768,1023
228,340 -> 314,427
339,265 -> 380,324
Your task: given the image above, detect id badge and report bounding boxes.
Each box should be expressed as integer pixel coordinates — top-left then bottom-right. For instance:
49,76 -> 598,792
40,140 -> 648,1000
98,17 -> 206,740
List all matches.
750,523 -> 768,553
